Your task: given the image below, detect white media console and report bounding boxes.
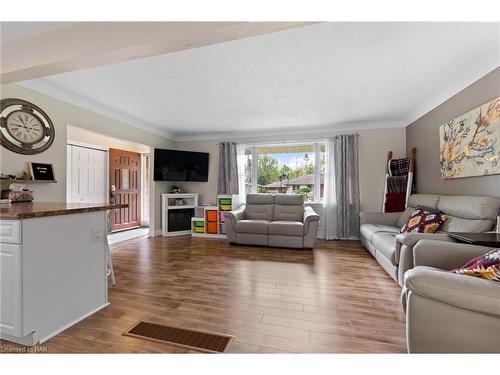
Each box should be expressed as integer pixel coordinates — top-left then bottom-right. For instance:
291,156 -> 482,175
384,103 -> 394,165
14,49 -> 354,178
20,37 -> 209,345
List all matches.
161,193 -> 199,237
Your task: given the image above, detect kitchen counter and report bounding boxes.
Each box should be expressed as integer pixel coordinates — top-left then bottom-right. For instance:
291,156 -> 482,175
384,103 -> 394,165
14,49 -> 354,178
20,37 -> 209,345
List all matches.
0,202 -> 127,219
0,202 -> 127,346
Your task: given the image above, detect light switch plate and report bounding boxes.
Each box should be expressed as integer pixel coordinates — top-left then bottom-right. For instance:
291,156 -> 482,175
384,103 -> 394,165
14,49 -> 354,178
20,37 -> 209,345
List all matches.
92,229 -> 103,242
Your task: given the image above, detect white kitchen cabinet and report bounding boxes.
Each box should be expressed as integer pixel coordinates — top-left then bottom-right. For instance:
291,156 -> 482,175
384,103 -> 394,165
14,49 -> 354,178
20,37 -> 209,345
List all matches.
0,210 -> 109,346
0,243 -> 22,337
0,220 -> 21,244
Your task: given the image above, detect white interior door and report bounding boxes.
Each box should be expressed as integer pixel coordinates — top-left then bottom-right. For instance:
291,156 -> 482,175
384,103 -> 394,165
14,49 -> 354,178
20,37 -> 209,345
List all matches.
67,144 -> 107,203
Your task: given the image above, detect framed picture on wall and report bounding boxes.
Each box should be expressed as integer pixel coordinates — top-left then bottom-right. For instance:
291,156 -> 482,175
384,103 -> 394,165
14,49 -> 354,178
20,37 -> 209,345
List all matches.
29,162 -> 56,181
439,96 -> 500,179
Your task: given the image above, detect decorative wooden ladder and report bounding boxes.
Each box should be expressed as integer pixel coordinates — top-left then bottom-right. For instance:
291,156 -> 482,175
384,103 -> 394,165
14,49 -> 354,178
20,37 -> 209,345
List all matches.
382,148 -> 416,212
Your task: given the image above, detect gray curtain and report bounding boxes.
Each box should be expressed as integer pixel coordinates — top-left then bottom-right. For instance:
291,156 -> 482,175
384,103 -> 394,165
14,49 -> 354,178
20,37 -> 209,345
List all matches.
218,142 -> 239,195
334,134 -> 360,239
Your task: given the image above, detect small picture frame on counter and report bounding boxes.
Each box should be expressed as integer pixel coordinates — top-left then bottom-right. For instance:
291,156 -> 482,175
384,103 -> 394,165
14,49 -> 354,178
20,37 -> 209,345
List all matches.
29,162 -> 56,181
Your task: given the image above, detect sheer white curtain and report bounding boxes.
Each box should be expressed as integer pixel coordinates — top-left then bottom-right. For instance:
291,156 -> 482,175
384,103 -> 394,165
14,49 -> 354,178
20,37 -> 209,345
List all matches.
236,144 -> 247,205
321,138 -> 337,240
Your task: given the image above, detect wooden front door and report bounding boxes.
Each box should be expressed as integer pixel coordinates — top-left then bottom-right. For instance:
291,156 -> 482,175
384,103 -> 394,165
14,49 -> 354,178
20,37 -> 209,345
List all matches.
109,148 -> 141,232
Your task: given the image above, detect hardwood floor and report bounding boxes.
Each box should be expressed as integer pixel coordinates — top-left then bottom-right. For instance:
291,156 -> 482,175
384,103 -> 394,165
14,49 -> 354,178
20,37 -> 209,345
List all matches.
1,236 -> 407,353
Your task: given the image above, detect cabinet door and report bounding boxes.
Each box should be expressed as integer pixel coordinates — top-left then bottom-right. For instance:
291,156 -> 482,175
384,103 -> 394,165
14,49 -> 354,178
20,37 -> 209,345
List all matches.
0,243 -> 22,336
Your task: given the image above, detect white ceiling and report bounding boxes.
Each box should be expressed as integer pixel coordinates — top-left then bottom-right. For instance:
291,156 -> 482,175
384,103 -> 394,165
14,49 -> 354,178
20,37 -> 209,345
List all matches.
1,22 -> 312,83
16,22 -> 500,141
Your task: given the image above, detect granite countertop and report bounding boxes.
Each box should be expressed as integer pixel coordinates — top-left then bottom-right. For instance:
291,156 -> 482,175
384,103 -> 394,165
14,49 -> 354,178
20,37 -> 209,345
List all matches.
0,202 -> 128,219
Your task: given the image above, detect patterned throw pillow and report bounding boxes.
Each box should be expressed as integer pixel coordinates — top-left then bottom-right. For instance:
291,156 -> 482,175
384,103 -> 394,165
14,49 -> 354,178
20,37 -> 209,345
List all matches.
451,249 -> 500,282
400,208 -> 448,233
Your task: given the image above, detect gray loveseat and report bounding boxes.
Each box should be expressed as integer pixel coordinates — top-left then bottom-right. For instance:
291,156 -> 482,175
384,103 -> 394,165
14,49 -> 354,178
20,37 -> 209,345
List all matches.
360,194 -> 500,286
224,193 -> 320,249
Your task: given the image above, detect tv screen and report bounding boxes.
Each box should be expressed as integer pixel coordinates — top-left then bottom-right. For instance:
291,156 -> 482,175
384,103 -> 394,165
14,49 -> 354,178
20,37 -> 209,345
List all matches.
154,148 -> 209,182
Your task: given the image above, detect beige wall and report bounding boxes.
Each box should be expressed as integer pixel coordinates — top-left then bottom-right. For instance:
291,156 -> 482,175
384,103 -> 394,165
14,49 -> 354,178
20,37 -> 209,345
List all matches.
176,127 -> 407,212
406,67 -> 500,198
0,83 -> 175,232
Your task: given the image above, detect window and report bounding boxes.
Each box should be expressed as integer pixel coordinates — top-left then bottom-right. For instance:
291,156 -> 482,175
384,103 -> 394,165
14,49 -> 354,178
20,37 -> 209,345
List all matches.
239,142 -> 326,202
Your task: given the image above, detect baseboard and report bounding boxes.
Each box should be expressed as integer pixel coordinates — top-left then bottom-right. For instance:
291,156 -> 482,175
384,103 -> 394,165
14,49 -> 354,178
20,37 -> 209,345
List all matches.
0,332 -> 38,346
0,303 -> 110,347
149,228 -> 162,237
37,303 -> 110,345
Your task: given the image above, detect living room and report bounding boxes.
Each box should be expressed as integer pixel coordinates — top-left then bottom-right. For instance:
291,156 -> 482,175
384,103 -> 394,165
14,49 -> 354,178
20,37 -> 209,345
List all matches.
1,1 -> 499,373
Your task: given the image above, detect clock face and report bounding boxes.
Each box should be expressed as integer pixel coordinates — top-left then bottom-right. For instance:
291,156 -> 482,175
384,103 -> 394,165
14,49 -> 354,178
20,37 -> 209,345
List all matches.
6,110 -> 45,144
0,99 -> 55,155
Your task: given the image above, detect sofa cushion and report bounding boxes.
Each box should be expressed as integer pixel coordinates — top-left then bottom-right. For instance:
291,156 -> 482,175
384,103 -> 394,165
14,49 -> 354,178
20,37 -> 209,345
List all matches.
360,224 -> 400,242
440,215 -> 494,233
407,194 -> 440,210
245,204 -> 274,221
236,220 -> 269,234
372,232 -> 398,265
396,207 -> 416,228
437,195 -> 500,220
246,193 -> 274,204
416,205 -> 442,214
274,194 -> 304,205
268,221 -> 304,236
274,204 -> 304,221
401,208 -> 447,234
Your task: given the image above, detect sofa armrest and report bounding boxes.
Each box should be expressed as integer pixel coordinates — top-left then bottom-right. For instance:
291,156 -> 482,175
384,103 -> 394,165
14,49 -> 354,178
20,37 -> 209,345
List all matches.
224,206 -> 245,231
395,233 -> 455,286
413,240 -> 493,270
303,206 -> 320,248
404,266 -> 500,318
359,212 -> 401,226
303,206 -> 320,232
395,232 -> 453,247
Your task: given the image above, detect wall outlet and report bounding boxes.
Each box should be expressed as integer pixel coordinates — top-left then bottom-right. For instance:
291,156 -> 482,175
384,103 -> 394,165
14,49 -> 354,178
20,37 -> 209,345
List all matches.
92,229 -> 103,242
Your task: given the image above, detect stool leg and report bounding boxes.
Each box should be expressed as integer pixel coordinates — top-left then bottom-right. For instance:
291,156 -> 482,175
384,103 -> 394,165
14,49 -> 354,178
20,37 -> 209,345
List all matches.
106,241 -> 116,286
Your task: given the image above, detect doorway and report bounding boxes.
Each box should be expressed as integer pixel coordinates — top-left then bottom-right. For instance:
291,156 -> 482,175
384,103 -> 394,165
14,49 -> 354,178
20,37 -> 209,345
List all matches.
109,148 -> 141,232
66,125 -> 151,238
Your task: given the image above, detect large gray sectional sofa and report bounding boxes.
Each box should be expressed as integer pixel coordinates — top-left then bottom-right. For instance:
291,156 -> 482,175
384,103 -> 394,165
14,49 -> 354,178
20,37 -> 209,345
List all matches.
360,194 -> 500,286
224,193 -> 320,249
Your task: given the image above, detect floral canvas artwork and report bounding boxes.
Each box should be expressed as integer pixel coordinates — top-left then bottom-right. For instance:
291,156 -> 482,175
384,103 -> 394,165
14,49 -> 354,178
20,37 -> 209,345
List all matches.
439,97 -> 500,179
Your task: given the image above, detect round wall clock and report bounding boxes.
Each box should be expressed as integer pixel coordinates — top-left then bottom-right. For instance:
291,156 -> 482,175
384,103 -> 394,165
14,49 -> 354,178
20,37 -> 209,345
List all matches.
0,98 -> 55,155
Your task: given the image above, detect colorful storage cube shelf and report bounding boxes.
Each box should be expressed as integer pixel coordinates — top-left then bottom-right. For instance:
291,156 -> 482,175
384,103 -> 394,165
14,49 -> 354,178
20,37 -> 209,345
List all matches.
206,210 -> 218,222
191,195 -> 239,238
206,222 -> 217,234
194,207 -> 205,218
193,220 -> 205,228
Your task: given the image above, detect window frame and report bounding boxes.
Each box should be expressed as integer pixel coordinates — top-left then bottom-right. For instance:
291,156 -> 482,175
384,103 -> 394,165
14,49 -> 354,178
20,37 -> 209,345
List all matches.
241,141 -> 326,203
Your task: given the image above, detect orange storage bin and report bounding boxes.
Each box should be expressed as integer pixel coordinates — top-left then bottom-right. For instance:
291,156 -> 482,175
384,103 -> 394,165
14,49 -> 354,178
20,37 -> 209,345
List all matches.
206,210 -> 218,222
206,222 -> 218,234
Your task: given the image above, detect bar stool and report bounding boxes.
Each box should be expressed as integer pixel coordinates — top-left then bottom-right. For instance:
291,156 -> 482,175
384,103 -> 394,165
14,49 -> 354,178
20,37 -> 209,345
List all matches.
106,210 -> 116,286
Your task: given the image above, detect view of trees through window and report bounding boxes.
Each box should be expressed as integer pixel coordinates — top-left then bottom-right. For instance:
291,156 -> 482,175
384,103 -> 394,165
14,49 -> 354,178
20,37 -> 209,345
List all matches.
243,144 -> 325,202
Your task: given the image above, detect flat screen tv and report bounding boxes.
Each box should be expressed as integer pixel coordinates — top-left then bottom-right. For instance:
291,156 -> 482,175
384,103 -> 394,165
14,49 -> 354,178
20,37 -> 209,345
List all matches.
154,148 -> 209,182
